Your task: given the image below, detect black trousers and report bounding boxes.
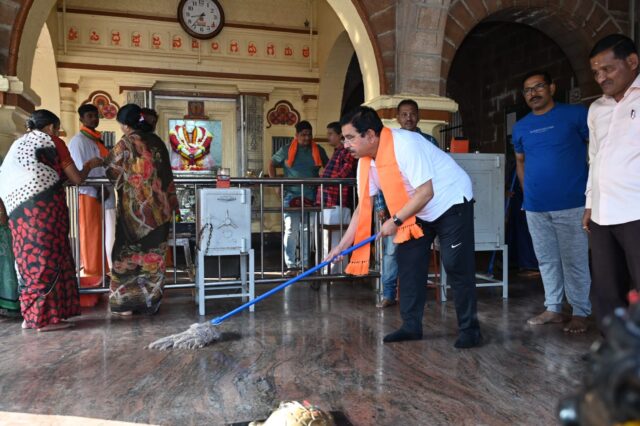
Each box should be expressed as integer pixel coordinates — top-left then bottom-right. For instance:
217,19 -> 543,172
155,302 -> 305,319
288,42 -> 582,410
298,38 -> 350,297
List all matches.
590,219 -> 640,327
396,199 -> 480,335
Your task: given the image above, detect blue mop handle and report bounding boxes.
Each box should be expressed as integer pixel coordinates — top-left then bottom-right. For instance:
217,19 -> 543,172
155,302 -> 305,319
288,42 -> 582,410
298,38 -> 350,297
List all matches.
210,234 -> 379,325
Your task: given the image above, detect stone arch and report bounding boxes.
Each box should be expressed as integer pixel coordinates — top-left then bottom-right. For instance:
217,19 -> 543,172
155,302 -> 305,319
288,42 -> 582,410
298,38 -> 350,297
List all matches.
317,31 -> 355,128
326,0 -> 388,100
441,0 -> 625,97
30,23 -> 60,117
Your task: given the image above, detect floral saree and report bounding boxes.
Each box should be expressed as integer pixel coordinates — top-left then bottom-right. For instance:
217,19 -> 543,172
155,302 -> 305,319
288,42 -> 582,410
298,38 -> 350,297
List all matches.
105,132 -> 177,314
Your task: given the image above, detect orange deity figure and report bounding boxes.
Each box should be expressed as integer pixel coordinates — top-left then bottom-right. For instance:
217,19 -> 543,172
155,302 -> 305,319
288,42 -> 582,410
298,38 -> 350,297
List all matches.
169,121 -> 215,170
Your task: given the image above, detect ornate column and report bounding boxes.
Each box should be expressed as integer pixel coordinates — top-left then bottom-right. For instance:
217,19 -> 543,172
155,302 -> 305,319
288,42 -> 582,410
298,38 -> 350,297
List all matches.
59,85 -> 78,139
0,76 -> 37,155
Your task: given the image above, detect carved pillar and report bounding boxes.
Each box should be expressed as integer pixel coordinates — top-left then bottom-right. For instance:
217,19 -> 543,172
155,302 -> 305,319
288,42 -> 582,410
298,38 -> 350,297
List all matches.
243,95 -> 265,176
59,86 -> 78,139
395,0 -> 451,96
0,76 -> 37,155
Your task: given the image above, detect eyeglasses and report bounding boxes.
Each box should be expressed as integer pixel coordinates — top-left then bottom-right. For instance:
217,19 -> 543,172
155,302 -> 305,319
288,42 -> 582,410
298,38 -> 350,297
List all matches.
522,82 -> 547,95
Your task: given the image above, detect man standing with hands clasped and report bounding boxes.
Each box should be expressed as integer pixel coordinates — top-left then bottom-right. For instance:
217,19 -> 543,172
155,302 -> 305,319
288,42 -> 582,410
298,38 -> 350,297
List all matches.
326,106 -> 482,348
512,70 -> 591,333
584,34 -> 640,329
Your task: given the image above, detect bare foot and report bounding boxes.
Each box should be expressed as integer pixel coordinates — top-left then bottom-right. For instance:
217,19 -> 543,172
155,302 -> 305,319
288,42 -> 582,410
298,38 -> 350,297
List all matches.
527,310 -> 567,325
563,316 -> 588,334
37,322 -> 75,332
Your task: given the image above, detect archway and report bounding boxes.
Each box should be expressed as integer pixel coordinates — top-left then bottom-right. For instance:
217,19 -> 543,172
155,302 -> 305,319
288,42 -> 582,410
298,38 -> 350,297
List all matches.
447,21 -> 577,153
325,0 -> 382,102
30,23 -> 61,118
440,1 -> 623,98
317,31 -> 357,128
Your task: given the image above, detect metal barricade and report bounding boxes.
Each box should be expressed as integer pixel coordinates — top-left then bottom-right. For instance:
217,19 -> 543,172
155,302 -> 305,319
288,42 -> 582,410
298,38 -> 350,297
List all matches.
67,176 -> 380,295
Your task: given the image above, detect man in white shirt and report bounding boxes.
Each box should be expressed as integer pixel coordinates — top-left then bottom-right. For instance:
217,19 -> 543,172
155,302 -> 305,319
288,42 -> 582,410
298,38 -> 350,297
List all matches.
326,107 -> 482,348
583,34 -> 640,328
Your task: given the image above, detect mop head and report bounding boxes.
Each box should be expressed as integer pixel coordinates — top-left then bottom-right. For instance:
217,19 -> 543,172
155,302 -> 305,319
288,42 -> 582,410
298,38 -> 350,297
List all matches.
147,322 -> 221,350
249,401 -> 335,426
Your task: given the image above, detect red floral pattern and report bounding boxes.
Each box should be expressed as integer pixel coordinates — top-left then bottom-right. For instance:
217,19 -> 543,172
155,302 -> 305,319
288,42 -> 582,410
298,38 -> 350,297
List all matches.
8,145 -> 80,329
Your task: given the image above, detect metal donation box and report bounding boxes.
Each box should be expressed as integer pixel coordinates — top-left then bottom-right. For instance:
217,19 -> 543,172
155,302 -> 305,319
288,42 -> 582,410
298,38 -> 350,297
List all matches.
196,188 -> 255,315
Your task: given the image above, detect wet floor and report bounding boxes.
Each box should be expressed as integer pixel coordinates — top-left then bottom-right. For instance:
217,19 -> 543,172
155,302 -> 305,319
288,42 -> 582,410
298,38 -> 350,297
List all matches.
0,275 -> 596,425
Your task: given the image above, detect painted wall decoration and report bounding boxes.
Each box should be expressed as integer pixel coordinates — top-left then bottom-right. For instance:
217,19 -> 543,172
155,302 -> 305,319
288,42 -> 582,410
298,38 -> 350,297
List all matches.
82,91 -> 120,120
89,30 -> 100,43
172,35 -> 183,49
67,27 -> 79,42
247,42 -> 257,56
266,42 -> 275,57
152,33 -> 162,49
111,31 -> 121,46
131,32 -> 142,47
168,119 -> 222,171
59,13 -> 315,63
266,100 -> 300,128
229,40 -> 239,54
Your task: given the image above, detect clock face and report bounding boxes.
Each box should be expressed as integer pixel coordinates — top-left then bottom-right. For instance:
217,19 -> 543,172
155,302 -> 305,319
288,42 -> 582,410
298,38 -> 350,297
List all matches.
178,0 -> 225,40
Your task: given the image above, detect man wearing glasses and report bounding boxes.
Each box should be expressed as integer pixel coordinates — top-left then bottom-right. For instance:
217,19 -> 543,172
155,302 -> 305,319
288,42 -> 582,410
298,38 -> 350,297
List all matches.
512,71 -> 591,333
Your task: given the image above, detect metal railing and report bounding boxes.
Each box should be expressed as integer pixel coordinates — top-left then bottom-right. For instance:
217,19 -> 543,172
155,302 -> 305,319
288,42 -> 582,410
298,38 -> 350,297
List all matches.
67,176 -> 381,295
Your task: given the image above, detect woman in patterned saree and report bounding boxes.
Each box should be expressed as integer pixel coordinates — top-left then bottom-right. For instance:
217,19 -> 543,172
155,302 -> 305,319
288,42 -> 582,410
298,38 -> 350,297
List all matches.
0,110 -> 102,331
105,104 -> 178,315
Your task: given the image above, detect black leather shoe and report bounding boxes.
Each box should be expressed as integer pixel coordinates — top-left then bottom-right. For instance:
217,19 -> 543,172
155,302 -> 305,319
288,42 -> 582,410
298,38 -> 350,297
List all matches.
454,330 -> 483,349
383,329 -> 422,343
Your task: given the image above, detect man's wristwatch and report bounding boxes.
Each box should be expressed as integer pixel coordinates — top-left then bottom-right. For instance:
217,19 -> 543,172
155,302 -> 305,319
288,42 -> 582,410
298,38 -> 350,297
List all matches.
392,214 -> 403,226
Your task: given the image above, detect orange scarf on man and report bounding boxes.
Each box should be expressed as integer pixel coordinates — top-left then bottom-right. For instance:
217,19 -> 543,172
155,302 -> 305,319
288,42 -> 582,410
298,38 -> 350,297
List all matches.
80,126 -> 109,158
286,139 -> 323,168
345,127 -> 424,275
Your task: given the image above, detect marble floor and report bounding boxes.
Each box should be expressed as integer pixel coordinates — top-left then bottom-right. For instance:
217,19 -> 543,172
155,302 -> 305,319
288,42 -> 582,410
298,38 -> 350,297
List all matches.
0,273 -> 597,426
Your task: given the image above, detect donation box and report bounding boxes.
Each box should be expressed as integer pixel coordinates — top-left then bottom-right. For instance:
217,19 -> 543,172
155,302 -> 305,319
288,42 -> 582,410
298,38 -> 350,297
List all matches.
197,188 -> 252,255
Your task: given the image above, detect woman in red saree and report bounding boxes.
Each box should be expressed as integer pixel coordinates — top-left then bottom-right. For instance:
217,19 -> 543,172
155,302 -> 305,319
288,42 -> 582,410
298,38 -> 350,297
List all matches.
105,104 -> 178,315
0,110 -> 101,331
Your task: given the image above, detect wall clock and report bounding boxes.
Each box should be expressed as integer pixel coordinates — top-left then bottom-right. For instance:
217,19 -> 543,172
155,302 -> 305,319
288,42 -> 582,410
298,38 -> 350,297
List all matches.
177,0 -> 225,40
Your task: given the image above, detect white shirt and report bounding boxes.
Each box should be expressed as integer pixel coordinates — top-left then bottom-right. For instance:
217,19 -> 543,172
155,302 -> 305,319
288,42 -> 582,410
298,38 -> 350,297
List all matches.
358,128 -> 473,222
586,73 -> 640,225
68,132 -> 115,209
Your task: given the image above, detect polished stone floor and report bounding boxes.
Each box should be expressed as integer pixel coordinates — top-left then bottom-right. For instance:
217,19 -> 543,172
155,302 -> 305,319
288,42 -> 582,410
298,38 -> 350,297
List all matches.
0,273 -> 597,426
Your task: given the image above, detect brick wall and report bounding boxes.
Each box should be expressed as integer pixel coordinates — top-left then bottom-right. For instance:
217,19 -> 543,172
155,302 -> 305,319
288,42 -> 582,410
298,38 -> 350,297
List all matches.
447,22 -> 576,154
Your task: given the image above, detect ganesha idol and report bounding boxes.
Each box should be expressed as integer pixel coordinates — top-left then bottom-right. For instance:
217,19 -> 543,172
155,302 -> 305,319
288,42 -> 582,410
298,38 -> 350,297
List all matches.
168,121 -> 215,171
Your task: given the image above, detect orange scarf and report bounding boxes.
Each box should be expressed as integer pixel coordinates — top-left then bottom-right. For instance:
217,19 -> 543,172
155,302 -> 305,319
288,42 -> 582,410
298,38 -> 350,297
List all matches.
286,139 -> 323,168
80,126 -> 109,158
345,127 -> 424,275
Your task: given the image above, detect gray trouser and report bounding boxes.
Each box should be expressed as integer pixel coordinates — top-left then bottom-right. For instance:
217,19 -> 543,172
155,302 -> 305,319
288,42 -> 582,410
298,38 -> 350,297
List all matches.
526,207 -> 591,317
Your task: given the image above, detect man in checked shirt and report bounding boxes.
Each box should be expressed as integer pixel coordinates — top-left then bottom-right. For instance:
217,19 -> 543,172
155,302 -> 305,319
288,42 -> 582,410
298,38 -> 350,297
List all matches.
316,122 -> 358,272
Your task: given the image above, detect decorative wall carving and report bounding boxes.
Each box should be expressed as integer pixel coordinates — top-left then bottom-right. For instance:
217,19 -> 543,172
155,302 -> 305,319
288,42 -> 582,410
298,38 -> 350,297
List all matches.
82,91 -> 120,120
266,100 -> 299,128
60,11 -> 314,63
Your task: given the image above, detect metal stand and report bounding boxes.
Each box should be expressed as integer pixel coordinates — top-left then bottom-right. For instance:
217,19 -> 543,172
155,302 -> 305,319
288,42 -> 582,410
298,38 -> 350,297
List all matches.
437,242 -> 508,302
195,187 -> 254,316
196,249 -> 255,316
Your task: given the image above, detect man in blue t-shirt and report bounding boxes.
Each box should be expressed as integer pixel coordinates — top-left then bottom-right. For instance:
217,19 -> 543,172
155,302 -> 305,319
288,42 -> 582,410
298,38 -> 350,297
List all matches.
512,70 -> 591,333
